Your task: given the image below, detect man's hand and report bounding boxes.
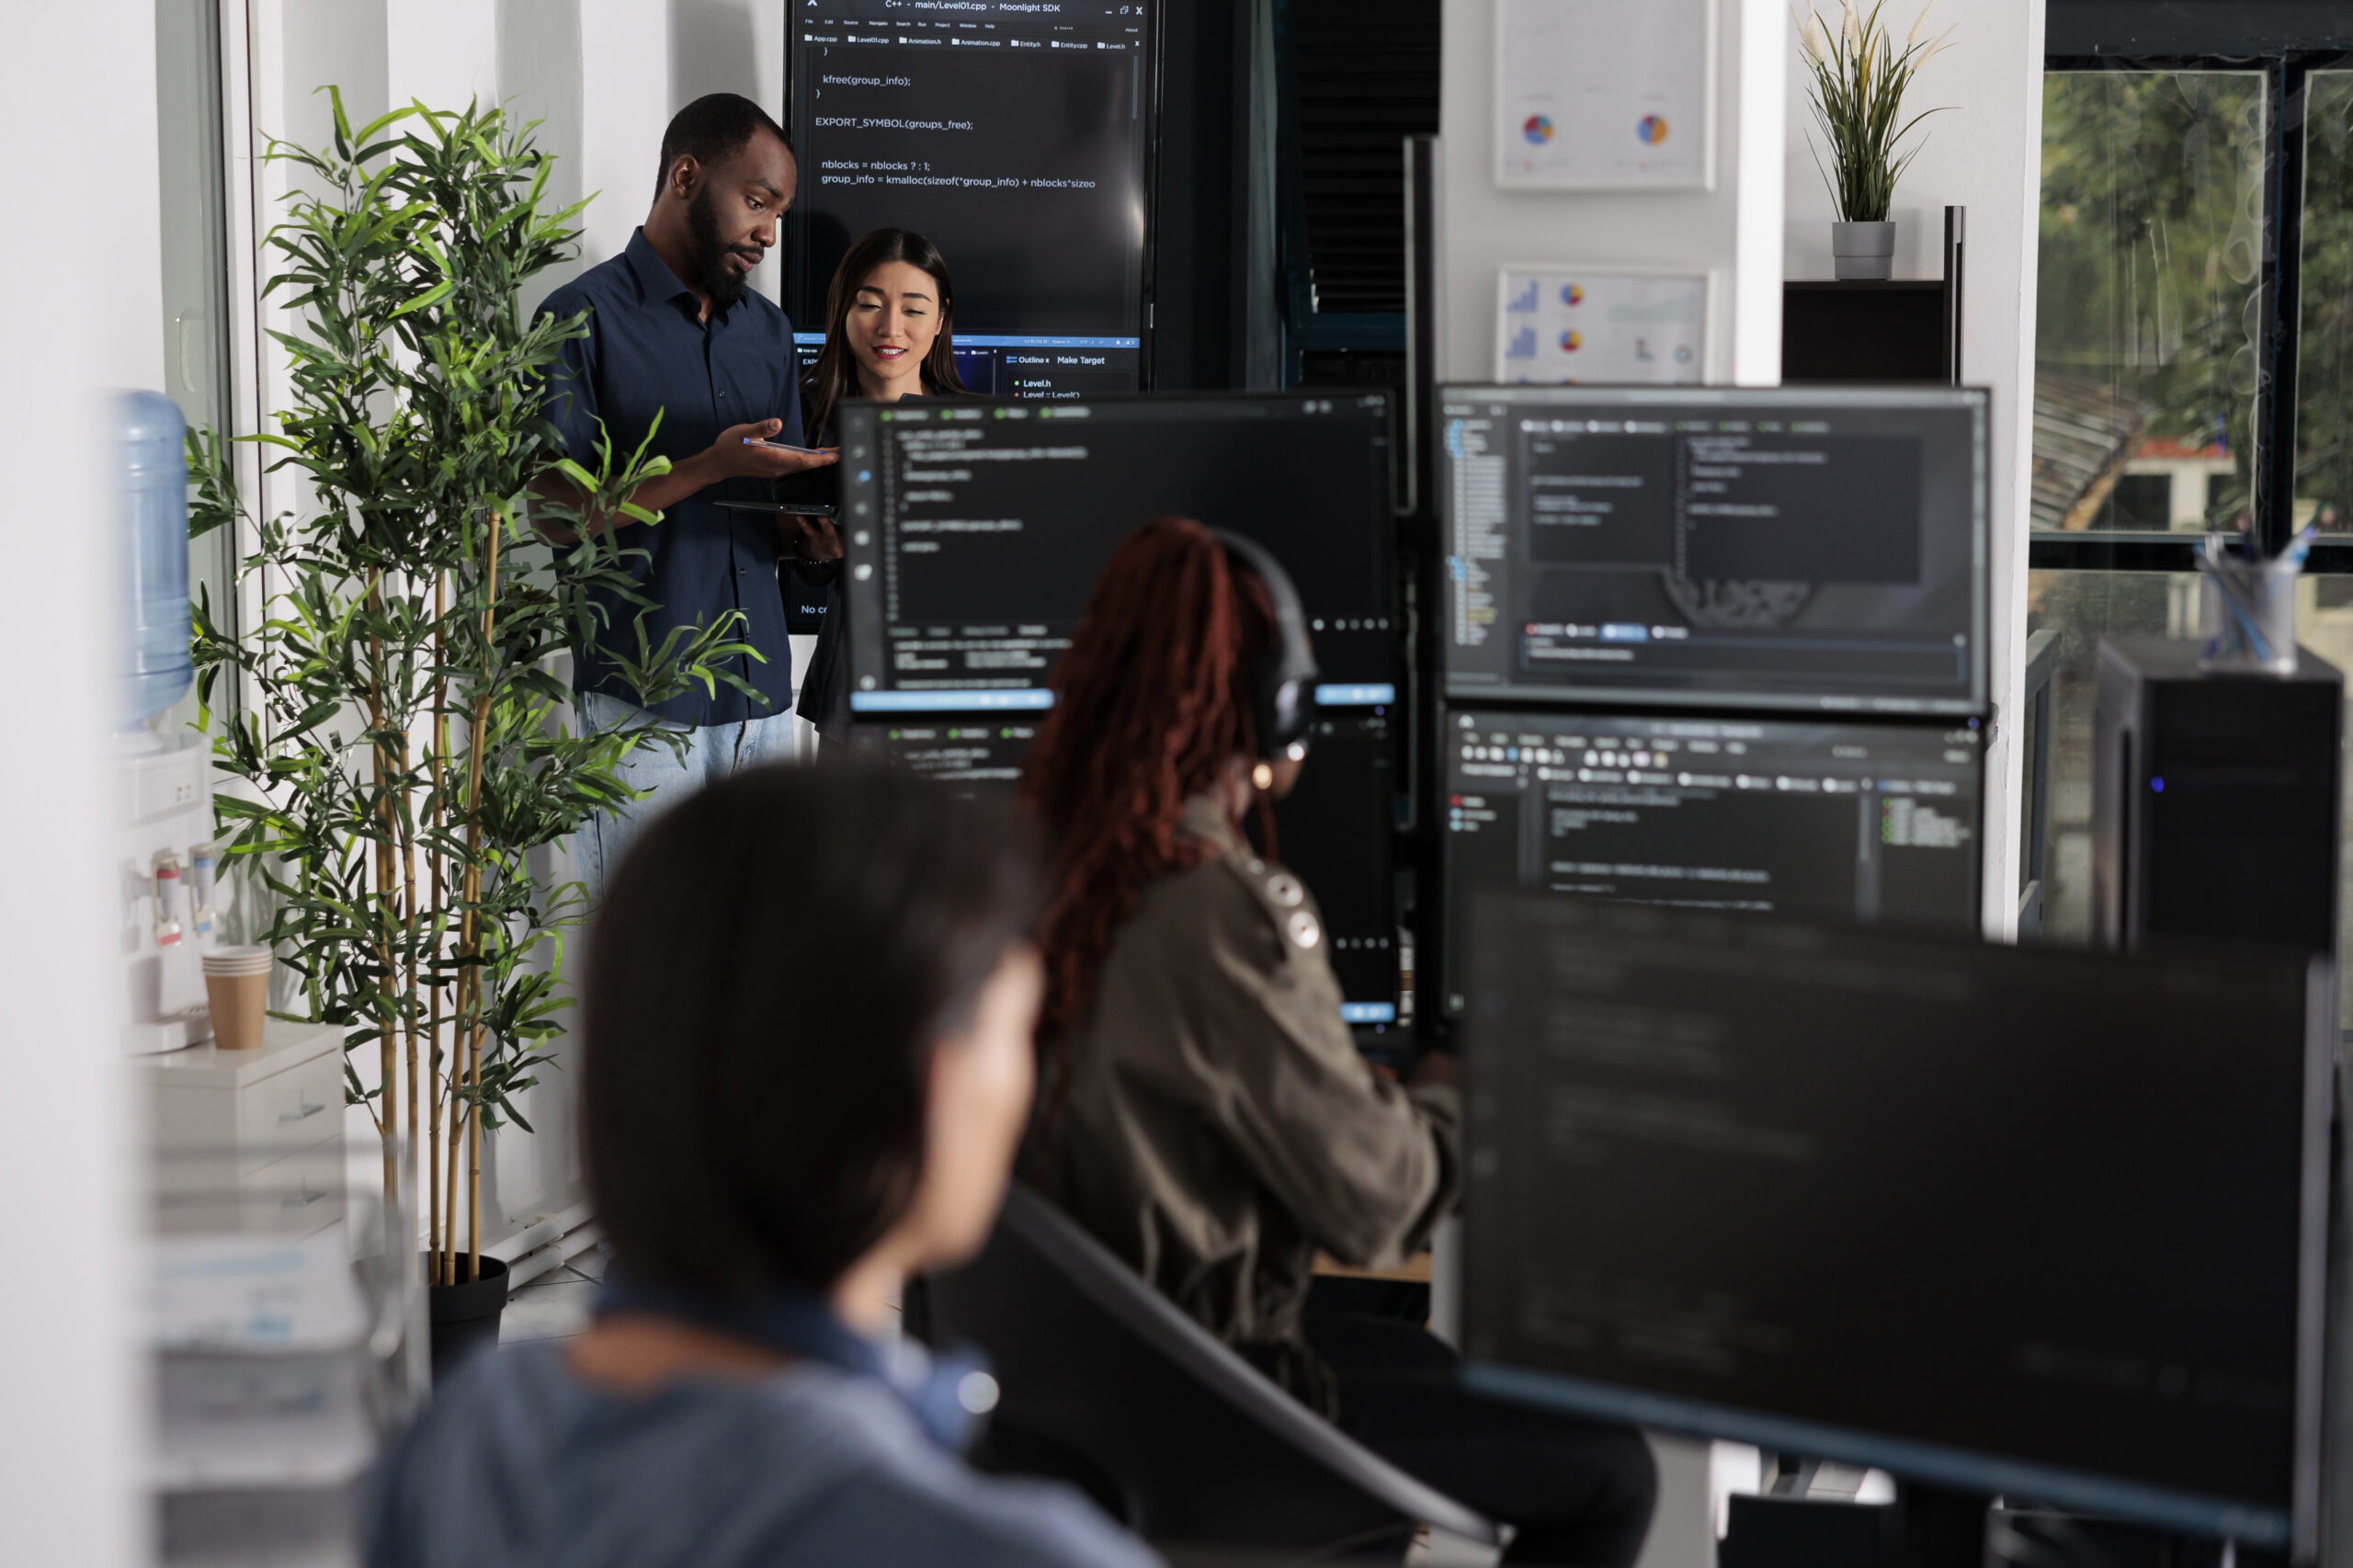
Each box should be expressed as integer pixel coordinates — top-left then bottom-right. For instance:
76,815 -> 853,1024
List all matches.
779,512 -> 844,562
707,419 -> 839,483
529,420 -> 839,544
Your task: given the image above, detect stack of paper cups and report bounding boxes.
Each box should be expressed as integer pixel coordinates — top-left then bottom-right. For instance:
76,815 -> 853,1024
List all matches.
200,946 -> 273,1051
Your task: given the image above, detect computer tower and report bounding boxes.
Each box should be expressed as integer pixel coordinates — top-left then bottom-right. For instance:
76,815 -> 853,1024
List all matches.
2091,637 -> 2344,957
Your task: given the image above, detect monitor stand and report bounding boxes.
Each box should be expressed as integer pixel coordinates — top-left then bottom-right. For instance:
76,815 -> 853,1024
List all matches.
1722,1477 -> 1988,1568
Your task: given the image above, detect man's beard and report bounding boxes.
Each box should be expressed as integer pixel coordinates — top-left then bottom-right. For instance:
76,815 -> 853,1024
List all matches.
687,185 -> 752,311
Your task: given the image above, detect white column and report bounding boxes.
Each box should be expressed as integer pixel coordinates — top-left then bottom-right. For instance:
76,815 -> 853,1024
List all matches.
388,0 -> 501,119
1784,0 -> 2050,934
1732,0 -> 1790,385
578,0 -> 674,268
0,2 -> 163,1563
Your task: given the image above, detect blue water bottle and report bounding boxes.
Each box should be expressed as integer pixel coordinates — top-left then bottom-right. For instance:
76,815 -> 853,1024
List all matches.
120,390 -> 191,728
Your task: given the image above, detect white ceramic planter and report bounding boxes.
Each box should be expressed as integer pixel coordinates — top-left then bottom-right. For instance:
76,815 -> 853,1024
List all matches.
1831,220 -> 1897,281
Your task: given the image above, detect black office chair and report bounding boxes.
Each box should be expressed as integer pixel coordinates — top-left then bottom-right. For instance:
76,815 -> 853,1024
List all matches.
914,1184 -> 1503,1561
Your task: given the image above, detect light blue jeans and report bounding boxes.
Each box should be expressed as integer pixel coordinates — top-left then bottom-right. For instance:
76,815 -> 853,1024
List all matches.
574,690 -> 801,903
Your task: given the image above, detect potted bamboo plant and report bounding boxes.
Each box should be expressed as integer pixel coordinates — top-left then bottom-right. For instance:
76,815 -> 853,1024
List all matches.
188,91 -> 758,1361
1797,1 -> 1951,280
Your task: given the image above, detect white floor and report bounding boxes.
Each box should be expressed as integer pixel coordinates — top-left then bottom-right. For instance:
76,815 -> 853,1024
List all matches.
498,1244 -> 604,1345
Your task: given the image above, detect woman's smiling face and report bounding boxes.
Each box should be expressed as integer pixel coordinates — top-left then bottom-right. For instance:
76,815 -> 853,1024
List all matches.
846,259 -> 943,397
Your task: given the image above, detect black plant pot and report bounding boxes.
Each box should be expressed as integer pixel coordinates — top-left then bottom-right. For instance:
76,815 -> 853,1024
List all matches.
425,1253 -> 510,1383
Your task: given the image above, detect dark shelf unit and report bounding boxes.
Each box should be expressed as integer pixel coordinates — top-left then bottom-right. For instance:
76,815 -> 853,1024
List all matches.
1781,208 -> 1965,386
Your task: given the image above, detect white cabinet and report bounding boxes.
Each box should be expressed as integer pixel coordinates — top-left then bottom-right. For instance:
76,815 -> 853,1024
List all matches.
142,1021 -> 343,1168
140,1023 -> 347,1238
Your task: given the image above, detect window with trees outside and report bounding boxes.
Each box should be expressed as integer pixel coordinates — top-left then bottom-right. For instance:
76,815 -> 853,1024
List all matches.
2029,8 -> 2353,1020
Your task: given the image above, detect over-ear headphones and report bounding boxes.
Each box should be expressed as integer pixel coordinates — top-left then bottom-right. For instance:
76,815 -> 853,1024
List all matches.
1211,528 -> 1321,764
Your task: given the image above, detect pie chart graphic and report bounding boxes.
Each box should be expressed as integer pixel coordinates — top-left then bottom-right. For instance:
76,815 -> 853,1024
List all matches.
1563,283 -> 1585,307
1560,330 -> 1583,353
1523,114 -> 1555,145
1638,115 -> 1670,145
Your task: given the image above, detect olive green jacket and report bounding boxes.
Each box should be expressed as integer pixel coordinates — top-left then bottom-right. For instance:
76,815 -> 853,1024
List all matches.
1024,793 -> 1462,1407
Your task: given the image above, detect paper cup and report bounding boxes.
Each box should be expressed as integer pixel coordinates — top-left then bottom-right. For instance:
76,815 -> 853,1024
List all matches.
202,947 -> 272,1051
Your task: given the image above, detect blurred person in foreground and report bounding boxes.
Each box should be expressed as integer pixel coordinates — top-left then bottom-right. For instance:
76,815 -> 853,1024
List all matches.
363,762 -> 1158,1568
1017,517 -> 1656,1566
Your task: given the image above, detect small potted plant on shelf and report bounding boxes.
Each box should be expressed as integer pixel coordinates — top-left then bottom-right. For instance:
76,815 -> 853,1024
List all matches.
188,91 -> 757,1367
1797,0 -> 1951,280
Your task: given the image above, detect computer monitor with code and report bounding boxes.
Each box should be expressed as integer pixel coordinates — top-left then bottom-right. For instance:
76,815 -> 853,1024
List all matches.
1438,386 -> 1987,714
854,710 -> 1405,1031
1461,895 -> 2327,1553
786,0 -> 1155,395
837,392 -> 1396,714
1438,709 -> 1983,1016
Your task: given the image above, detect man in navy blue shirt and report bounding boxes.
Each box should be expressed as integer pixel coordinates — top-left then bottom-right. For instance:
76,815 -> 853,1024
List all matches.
529,94 -> 837,895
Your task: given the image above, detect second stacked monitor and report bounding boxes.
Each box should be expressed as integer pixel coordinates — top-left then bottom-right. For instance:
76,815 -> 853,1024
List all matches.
1439,711 -> 1984,1015
839,392 -> 1404,1028
860,711 -> 1403,1023
1435,385 -> 1992,994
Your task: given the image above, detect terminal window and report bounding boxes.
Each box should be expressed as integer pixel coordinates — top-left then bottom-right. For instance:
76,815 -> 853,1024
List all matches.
850,721 -> 1040,797
787,0 -> 1153,395
840,395 -> 1395,710
1441,710 -> 1982,1014
1441,388 -> 1987,714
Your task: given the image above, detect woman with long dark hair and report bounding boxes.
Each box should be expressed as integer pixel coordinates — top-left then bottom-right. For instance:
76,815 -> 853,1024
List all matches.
1018,517 -> 1658,1567
365,762 -> 1156,1568
791,230 -> 970,744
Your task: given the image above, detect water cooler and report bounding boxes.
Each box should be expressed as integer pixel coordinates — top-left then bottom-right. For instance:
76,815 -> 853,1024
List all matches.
116,390 -> 222,1055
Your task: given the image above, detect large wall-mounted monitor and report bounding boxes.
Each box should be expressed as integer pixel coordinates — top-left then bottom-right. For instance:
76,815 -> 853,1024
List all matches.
1460,895 -> 2327,1555
1438,708 -> 1983,1016
837,392 -> 1395,714
786,0 -> 1156,395
853,710 -> 1405,1030
1437,386 -> 1988,715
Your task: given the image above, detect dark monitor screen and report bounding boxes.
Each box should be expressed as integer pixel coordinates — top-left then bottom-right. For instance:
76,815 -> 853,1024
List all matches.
1461,896 -> 2326,1551
838,393 -> 1395,713
850,719 -> 1042,797
1439,709 -> 1983,1015
1438,386 -> 1987,715
853,710 -> 1404,1028
786,0 -> 1153,395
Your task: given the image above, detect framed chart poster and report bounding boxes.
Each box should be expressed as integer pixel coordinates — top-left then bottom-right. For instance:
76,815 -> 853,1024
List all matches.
1495,265 -> 1712,385
1495,0 -> 1715,190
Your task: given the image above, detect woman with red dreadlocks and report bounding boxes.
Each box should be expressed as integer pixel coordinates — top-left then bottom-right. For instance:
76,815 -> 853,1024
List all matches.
1017,517 -> 1656,1566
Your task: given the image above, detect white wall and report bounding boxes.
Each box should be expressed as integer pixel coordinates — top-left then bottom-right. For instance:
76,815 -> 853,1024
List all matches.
389,0 -> 501,117
0,2 -> 162,1562
1783,0 -> 2047,933
1438,0 -> 1788,385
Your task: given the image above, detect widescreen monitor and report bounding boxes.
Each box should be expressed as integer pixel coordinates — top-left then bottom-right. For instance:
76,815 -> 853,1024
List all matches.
1438,386 -> 1988,715
854,710 -> 1404,1028
836,392 -> 1395,713
1438,708 -> 1983,1016
787,0 -> 1154,394
1461,895 -> 2327,1554
850,719 -> 1041,796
